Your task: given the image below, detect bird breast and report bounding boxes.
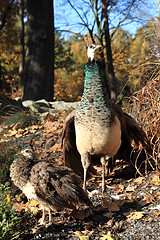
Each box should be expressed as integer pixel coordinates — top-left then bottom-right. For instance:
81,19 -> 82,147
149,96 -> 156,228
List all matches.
75,115 -> 121,157
21,181 -> 37,200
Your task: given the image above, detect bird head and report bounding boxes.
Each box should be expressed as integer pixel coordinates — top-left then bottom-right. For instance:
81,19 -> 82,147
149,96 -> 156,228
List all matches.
16,147 -> 35,160
87,44 -> 102,62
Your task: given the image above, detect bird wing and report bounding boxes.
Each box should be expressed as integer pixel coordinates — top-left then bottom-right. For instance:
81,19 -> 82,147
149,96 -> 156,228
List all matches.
30,162 -> 91,210
62,110 -> 97,179
48,164 -> 92,208
30,162 -> 66,210
113,103 -> 151,149
112,103 -> 152,166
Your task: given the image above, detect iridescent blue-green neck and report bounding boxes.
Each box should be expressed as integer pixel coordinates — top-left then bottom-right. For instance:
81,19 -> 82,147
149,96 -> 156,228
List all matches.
80,61 -> 110,108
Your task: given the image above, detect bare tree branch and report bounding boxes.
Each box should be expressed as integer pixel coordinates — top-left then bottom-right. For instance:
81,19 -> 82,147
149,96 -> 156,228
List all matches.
111,0 -> 136,38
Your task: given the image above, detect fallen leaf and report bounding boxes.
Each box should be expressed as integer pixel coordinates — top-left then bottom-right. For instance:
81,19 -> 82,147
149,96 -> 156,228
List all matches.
6,194 -> 11,205
13,122 -> 22,130
28,124 -> 39,130
13,202 -> 27,211
23,130 -> 29,135
156,192 -> 160,199
150,204 -> 160,210
71,208 -> 92,220
9,145 -> 17,149
115,184 -> 124,192
150,174 -> 160,185
49,143 -> 61,152
7,129 -> 17,137
100,231 -> 114,240
17,128 -> 24,134
145,217 -> 153,222
88,190 -> 99,198
26,206 -> 39,215
15,133 -> 23,138
84,221 -> 93,230
74,231 -> 89,240
153,210 -> 160,216
102,219 -> 113,228
101,199 -> 120,212
126,185 -> 136,192
111,194 -> 125,200
134,177 -> 143,185
143,194 -> 155,203
114,199 -> 125,207
124,211 -> 144,222
0,142 -> 6,151
26,199 -> 39,207
124,193 -> 132,199
103,212 -> 113,218
30,130 -> 37,134
44,121 -> 56,129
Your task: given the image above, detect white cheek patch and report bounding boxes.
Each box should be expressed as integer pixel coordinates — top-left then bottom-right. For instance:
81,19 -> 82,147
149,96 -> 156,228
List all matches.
87,48 -> 95,61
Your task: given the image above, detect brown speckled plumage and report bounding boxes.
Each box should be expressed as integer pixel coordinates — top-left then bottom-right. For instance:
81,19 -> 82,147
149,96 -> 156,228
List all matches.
10,147 -> 92,225
30,162 -> 91,210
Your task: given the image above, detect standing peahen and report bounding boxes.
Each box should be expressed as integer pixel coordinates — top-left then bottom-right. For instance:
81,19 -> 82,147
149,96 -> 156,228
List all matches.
62,44 -> 152,192
10,147 -> 92,226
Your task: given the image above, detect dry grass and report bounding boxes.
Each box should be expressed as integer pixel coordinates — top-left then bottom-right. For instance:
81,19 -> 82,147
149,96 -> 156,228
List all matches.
124,76 -> 160,171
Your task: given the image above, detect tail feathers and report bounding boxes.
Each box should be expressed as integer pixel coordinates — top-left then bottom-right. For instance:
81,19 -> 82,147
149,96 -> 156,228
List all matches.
124,113 -> 152,152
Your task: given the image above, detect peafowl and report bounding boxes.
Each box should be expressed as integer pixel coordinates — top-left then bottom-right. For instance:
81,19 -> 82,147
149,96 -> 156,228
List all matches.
10,147 -> 92,226
62,44 -> 152,192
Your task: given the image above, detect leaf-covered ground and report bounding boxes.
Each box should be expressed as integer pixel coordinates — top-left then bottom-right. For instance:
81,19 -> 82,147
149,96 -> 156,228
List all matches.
0,111 -> 160,240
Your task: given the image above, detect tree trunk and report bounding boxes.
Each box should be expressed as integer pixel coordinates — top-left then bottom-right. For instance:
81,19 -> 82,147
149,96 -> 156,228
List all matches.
0,61 -> 2,89
19,0 -> 25,85
101,0 -> 117,101
23,0 -> 54,101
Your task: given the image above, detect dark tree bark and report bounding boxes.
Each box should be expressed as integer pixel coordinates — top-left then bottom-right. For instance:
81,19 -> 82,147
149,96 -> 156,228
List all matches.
101,0 -> 117,101
23,0 -> 54,101
0,61 -> 2,89
0,0 -> 13,30
19,0 -> 25,85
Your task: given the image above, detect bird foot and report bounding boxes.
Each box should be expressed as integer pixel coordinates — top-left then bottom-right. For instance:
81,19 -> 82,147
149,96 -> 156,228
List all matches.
88,189 -> 99,198
45,221 -> 53,228
38,220 -> 52,228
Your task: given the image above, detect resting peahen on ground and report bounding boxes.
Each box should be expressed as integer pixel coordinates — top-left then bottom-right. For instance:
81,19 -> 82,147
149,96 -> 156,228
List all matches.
10,147 -> 92,226
62,44 -> 152,192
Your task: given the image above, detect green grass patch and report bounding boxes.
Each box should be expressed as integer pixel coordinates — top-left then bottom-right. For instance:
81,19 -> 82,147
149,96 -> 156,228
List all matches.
0,182 -> 29,240
1,112 -> 39,129
0,145 -> 20,185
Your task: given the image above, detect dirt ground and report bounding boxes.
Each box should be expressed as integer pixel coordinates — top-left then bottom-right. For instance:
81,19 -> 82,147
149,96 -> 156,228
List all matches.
1,111 -> 160,240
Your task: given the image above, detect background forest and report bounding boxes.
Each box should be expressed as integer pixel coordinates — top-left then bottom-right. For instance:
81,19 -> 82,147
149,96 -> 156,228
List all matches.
0,0 -> 159,103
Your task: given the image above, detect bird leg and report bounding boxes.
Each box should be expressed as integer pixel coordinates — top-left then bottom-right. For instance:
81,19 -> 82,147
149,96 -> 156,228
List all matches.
101,156 -> 109,193
106,157 -> 115,176
81,152 -> 91,191
83,168 -> 87,190
40,208 -> 52,226
40,207 -> 46,225
48,209 -> 52,226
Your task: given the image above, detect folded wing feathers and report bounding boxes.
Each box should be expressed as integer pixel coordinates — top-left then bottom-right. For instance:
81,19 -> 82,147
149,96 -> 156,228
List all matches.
30,162 -> 91,210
